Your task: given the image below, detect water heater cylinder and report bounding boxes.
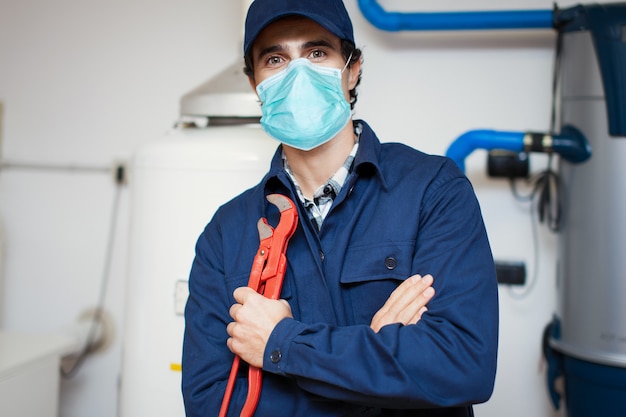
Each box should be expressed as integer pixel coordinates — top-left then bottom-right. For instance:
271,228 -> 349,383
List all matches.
554,22 -> 626,368
121,125 -> 277,417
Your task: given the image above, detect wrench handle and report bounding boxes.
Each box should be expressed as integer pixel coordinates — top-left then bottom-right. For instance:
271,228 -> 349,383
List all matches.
241,367 -> 263,417
219,355 -> 241,417
262,253 -> 288,300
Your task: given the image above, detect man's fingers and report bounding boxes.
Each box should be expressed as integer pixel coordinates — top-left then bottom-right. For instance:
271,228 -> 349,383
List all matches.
225,322 -> 237,353
229,302 -> 241,320
393,284 -> 435,325
406,306 -> 429,327
386,274 -> 433,316
382,274 -> 422,307
370,274 -> 435,332
233,286 -> 256,304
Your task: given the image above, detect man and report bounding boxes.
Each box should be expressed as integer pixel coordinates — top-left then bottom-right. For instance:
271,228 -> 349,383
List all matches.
182,0 -> 498,416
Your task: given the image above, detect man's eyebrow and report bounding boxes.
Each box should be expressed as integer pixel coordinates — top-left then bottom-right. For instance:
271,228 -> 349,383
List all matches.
302,39 -> 336,50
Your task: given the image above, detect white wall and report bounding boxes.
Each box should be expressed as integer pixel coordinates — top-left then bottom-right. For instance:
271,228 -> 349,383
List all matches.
0,0 -> 605,416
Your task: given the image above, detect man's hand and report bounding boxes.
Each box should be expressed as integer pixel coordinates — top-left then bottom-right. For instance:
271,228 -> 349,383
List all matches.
226,287 -> 293,368
370,274 -> 435,333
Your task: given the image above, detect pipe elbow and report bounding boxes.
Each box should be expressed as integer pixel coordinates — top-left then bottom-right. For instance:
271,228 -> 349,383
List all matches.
552,125 -> 592,164
446,130 -> 525,172
357,0 -> 399,31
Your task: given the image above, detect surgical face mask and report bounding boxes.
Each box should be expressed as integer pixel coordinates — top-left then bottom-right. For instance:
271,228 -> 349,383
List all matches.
256,57 -> 352,151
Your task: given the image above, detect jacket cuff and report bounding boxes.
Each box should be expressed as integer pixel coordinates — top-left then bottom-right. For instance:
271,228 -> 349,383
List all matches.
263,318 -> 306,375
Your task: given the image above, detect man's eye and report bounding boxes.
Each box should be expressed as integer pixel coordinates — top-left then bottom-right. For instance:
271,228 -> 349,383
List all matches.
310,50 -> 326,59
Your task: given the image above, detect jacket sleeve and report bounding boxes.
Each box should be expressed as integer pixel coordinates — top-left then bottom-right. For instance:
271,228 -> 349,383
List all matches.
262,169 -> 499,409
181,219 -> 246,417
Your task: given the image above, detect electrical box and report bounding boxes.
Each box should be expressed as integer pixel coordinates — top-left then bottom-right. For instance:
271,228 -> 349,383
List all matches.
495,261 -> 526,285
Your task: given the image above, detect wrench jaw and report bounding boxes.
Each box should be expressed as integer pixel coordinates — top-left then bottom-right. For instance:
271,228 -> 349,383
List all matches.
266,194 -> 295,213
266,194 -> 298,243
257,218 -> 273,241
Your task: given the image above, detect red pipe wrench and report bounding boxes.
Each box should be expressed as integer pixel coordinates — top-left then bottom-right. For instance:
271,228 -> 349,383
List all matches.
218,194 -> 298,417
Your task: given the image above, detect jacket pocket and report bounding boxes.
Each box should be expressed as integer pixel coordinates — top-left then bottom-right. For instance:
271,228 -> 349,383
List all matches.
339,240 -> 415,325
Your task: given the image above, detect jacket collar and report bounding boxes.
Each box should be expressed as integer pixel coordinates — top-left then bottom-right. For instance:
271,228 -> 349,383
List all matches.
264,119 -> 389,193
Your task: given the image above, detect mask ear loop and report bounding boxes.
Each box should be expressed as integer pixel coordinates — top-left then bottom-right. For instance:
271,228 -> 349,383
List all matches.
341,52 -> 354,74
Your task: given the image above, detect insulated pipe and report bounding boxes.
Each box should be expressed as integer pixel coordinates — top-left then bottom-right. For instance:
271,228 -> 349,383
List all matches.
356,0 -> 554,31
446,125 -> 591,172
446,130 -> 524,172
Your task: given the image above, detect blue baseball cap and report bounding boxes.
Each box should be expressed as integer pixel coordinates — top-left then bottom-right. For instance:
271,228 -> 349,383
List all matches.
244,0 -> 355,56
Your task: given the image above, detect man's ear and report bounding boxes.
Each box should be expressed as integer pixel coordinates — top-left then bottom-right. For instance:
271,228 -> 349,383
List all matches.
347,57 -> 361,90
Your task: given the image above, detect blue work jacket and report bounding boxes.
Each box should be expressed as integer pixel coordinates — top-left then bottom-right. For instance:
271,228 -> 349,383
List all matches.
182,120 -> 499,417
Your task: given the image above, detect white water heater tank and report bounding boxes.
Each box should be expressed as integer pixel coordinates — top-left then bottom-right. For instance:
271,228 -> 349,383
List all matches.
121,125 -> 277,417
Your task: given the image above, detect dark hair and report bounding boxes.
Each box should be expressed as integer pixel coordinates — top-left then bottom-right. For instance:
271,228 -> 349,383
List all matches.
243,40 -> 363,110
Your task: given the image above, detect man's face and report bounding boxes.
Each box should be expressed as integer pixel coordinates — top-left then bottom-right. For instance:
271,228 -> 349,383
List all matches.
248,16 -> 359,102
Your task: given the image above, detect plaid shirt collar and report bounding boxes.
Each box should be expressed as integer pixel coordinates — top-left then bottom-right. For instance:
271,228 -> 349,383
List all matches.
283,123 -> 362,230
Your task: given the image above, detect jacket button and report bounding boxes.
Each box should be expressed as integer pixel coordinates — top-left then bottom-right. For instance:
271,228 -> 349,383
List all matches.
384,257 -> 397,270
270,349 -> 282,364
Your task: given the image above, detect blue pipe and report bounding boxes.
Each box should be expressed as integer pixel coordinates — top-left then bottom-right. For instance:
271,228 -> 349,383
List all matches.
446,126 -> 592,172
356,0 -> 554,31
446,130 -> 524,172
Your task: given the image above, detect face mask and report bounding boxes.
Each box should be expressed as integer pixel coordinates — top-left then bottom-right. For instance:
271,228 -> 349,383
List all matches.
256,57 -> 352,151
